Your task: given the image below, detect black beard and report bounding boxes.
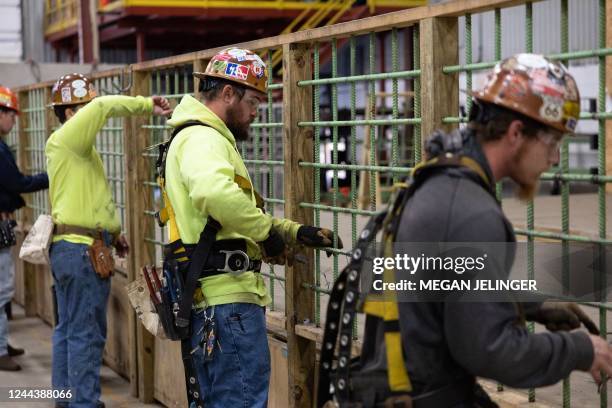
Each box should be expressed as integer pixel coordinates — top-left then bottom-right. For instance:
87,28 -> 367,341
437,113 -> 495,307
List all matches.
226,106 -> 250,141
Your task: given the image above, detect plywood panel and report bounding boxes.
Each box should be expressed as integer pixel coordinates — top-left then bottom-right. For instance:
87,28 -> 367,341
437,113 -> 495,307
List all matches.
153,338 -> 186,408
269,337 -> 289,408
103,273 -> 132,378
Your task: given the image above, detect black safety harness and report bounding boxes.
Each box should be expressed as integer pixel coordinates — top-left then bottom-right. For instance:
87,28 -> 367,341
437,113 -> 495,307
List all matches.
143,120 -> 264,407
317,153 -> 494,408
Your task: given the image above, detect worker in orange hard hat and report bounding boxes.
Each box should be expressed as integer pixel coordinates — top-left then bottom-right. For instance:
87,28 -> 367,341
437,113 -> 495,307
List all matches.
318,54 -> 611,408
0,85 -> 48,372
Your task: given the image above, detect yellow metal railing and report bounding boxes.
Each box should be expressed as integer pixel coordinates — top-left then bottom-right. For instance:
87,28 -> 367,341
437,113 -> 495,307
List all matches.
271,0 -> 356,68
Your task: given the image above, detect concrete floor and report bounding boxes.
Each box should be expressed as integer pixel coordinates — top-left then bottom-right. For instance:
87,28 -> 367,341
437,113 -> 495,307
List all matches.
0,304 -> 162,408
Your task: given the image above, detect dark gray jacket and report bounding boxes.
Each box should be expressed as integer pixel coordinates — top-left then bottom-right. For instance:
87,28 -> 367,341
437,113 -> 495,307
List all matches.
359,129 -> 593,396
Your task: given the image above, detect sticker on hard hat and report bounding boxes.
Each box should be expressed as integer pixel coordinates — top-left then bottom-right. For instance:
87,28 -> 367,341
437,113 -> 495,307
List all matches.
212,60 -> 228,73
563,101 -> 580,120
61,87 -> 72,103
539,96 -> 563,122
516,54 -> 548,69
225,62 -> 249,81
0,94 -> 11,106
73,87 -> 87,98
531,69 -> 565,99
215,54 -> 232,61
228,48 -> 247,58
566,118 -> 577,132
252,62 -> 265,79
245,54 -> 265,65
72,79 -> 86,89
564,82 -> 579,101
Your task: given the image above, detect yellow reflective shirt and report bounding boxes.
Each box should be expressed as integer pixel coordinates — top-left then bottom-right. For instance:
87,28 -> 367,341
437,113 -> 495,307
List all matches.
46,95 -> 153,245
166,95 -> 300,307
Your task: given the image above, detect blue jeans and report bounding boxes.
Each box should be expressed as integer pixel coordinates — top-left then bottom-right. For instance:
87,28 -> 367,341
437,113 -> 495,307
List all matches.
0,247 -> 15,356
190,303 -> 270,408
50,241 -> 110,408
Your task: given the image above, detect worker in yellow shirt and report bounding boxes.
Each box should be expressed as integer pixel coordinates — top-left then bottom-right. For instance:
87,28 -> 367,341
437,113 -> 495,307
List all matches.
45,73 -> 171,408
162,48 -> 342,408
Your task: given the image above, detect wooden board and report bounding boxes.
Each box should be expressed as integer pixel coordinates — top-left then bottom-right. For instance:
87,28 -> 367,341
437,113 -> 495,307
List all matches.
127,70 -> 157,402
269,337 -> 290,408
12,229 -> 26,306
283,42 -> 316,408
103,273 -> 132,378
34,264 -> 53,325
419,16 -> 459,146
153,338 -> 186,408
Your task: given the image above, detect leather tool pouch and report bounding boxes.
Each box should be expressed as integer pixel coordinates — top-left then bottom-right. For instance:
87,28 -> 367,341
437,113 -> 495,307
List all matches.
89,239 -> 115,278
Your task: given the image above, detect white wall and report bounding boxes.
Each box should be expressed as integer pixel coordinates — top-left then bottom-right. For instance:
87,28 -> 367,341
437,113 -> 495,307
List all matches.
0,0 -> 22,63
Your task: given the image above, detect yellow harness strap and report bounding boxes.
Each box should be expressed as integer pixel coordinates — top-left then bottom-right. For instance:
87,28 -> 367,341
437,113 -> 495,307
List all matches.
359,156 -> 488,394
158,173 -> 264,248
234,174 -> 265,210
361,182 -> 413,393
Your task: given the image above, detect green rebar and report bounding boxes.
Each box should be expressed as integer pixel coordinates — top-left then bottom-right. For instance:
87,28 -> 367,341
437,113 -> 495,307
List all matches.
598,1 -> 608,405
267,49 -> 276,311
350,36 -> 358,248
391,28 -> 400,183
331,38 -> 339,280
525,2 -> 536,403
494,6 -> 503,389
350,36 -> 358,339
494,8 -> 503,204
298,69 -> 421,86
299,118 -> 421,127
369,32 -> 377,211
300,202 -> 378,217
300,162 -> 411,174
465,13 -> 473,117
314,42 -> 322,326
559,2 -> 571,404
443,48 -> 612,74
413,25 -> 421,164
253,117 -> 261,191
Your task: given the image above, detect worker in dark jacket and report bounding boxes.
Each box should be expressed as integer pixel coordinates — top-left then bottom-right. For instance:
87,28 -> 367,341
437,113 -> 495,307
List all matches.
0,86 -> 48,371
356,54 -> 612,407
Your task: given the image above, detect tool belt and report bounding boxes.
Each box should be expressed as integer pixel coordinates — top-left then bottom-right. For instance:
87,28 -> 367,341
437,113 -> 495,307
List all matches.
147,234 -> 261,342
164,238 -> 262,277
54,224 -> 118,278
0,219 -> 17,249
341,370 -> 489,408
53,224 -> 119,243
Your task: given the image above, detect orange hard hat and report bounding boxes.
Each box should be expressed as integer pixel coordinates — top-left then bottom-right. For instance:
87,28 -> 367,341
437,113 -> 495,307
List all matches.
0,86 -> 19,113
50,73 -> 97,107
194,48 -> 268,94
472,53 -> 580,133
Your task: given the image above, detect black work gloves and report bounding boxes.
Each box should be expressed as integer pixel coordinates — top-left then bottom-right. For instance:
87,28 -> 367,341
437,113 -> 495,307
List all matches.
260,227 -> 289,265
297,226 -> 343,249
527,301 -> 599,334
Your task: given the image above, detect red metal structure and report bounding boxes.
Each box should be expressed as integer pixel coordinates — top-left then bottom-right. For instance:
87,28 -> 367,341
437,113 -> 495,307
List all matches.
44,0 -> 426,63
